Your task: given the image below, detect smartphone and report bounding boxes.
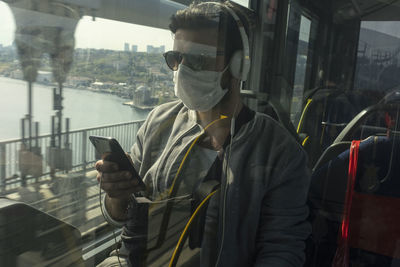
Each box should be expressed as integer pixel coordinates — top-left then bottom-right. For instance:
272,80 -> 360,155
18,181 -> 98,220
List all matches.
89,135 -> 146,190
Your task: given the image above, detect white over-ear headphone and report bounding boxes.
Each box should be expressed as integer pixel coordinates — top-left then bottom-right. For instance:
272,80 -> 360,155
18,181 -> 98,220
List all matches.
210,2 -> 251,81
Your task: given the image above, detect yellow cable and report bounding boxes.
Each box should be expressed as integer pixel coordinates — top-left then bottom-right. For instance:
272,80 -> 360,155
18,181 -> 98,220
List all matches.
167,115 -> 228,196
167,134 -> 202,196
297,99 -> 313,133
302,135 -> 309,146
169,189 -> 219,267
149,115 -> 228,251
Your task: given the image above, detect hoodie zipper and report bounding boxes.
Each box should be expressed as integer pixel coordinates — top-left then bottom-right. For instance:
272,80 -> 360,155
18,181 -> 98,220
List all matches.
154,123 -> 200,194
215,144 -> 230,266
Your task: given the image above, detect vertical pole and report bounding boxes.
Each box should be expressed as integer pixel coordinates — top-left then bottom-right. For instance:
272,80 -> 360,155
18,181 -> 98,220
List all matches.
28,81 -> 33,151
58,84 -> 63,149
65,118 -> 70,174
34,122 -> 40,183
35,122 -> 39,148
57,110 -> 62,148
82,130 -> 87,175
21,118 -> 26,148
50,116 -> 56,181
65,118 -> 70,149
51,116 -> 55,147
0,144 -> 6,193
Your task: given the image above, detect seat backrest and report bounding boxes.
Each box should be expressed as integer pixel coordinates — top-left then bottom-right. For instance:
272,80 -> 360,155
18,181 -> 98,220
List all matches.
307,135 -> 400,266
0,198 -> 83,266
298,88 -> 380,166
263,99 -> 300,143
312,141 -> 351,172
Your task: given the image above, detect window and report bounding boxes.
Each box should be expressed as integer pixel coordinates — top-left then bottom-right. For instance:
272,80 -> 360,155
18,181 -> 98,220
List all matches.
0,1 -> 178,264
290,14 -> 311,125
354,21 -> 400,92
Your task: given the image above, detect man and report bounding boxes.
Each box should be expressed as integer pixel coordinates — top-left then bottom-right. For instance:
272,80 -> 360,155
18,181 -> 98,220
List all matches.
96,1 -> 311,266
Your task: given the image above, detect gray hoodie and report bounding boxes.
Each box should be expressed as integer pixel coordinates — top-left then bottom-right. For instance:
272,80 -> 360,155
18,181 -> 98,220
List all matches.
108,100 -> 311,266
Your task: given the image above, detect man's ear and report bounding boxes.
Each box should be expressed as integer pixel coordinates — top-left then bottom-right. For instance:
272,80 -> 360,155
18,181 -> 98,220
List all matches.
220,66 -> 232,90
230,76 -> 241,91
222,73 -> 240,92
229,50 -> 243,79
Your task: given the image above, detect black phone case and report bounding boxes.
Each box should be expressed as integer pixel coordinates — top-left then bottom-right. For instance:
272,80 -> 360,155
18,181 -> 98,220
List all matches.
89,135 -> 146,190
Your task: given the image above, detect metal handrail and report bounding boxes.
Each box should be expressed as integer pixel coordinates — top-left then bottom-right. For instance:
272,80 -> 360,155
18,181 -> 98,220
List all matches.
0,120 -> 145,238
0,120 -> 145,145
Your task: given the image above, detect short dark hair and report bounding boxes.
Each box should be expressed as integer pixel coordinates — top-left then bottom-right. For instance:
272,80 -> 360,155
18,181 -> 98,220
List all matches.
169,1 -> 256,63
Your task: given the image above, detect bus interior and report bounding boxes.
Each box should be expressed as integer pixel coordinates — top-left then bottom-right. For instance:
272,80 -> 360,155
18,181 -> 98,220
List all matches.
0,0 -> 400,266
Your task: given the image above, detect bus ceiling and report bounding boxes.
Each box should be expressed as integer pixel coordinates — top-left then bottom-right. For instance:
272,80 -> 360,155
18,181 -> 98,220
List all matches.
331,0 -> 400,21
2,0 -> 186,30
3,0 -> 400,27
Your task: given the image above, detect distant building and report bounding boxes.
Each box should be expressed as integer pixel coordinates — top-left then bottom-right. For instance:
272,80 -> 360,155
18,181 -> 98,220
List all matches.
124,43 -> 129,52
37,70 -> 53,83
113,60 -> 128,70
147,45 -> 165,54
92,81 -> 104,89
133,85 -> 151,105
131,45 -> 138,52
10,69 -> 23,80
66,76 -> 92,88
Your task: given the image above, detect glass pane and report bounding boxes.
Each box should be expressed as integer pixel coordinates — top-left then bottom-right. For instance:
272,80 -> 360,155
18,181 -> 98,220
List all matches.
0,1 -> 315,267
307,11 -> 400,267
290,15 -> 311,126
0,0 -> 180,265
231,0 -> 250,8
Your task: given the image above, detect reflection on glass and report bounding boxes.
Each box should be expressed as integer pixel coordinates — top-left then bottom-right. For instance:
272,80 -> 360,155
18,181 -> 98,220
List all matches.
308,17 -> 400,267
0,0 -> 175,257
354,21 -> 400,92
231,0 -> 250,8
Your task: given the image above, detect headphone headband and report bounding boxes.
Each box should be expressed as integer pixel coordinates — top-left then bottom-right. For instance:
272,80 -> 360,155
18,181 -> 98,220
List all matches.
208,2 -> 251,81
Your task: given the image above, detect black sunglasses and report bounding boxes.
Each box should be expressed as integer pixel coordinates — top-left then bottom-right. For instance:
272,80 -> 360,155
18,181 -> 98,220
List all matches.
163,51 -> 224,71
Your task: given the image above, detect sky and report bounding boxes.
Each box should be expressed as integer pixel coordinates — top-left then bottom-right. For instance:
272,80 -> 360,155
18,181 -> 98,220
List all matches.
0,2 -> 14,47
0,0 -> 249,52
0,1 -> 174,52
74,16 -> 174,51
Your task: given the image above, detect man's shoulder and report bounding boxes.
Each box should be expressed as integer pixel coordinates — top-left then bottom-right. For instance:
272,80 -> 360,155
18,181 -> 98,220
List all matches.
151,99 -> 184,114
146,100 -> 184,121
248,112 -> 303,149
252,111 -> 288,134
245,113 -> 309,172
143,99 -> 191,130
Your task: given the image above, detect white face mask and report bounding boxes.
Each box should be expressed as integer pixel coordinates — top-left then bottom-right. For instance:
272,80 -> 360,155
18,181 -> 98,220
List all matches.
174,64 -> 229,112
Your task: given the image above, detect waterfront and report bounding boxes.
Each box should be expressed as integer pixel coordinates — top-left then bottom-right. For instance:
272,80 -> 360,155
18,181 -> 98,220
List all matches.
0,76 -> 149,140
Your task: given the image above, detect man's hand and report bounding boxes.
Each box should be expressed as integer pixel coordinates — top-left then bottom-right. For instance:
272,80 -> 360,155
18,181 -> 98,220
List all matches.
95,156 -> 142,221
95,157 -> 141,199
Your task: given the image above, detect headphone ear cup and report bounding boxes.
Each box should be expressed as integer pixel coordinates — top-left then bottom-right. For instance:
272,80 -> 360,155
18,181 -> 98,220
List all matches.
229,50 -> 243,79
